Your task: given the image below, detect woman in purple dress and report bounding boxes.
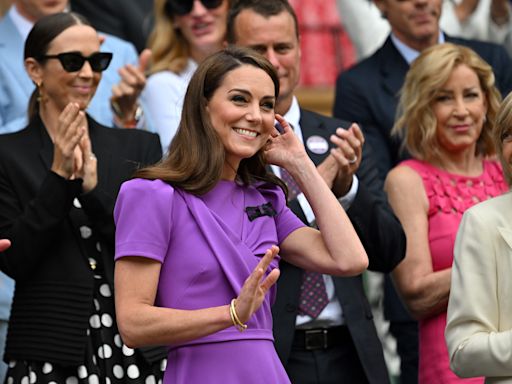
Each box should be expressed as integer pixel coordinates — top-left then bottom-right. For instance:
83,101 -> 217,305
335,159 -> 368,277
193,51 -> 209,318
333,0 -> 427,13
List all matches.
113,46 -> 369,383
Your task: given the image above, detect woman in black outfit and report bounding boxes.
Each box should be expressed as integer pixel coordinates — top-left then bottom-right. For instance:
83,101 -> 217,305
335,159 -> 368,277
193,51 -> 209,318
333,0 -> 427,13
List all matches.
0,12 -> 166,383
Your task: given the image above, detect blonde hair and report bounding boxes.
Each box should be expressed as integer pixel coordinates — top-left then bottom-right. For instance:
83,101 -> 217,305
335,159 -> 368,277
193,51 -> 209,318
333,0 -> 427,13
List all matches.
147,0 -> 190,75
393,43 -> 501,162
494,92 -> 512,186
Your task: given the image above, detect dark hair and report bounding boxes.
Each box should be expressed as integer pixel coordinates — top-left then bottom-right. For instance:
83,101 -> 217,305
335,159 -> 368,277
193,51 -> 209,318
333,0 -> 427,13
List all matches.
24,12 -> 90,121
136,46 -> 285,195
226,0 -> 299,44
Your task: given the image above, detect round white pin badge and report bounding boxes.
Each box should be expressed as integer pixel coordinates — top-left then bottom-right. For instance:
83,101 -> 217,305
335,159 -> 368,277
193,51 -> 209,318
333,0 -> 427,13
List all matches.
306,135 -> 329,154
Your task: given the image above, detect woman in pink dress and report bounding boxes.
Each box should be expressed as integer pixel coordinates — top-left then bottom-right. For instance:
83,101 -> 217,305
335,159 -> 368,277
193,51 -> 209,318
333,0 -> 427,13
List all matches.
385,43 -> 508,384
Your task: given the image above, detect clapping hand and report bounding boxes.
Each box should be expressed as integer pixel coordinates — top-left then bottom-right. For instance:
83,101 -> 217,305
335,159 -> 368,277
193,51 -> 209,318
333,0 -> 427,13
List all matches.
51,103 -> 86,180
110,49 -> 151,127
75,130 -> 98,193
316,123 -> 365,196
51,103 -> 98,193
233,246 -> 280,324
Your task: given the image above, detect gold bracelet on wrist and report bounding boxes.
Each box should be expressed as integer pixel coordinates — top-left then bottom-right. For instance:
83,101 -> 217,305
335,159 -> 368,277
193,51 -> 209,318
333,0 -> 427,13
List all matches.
229,300 -> 237,329
230,299 -> 248,332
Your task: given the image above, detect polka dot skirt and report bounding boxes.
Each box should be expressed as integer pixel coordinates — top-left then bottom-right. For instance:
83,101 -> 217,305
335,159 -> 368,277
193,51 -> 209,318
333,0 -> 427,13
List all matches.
5,200 -> 166,383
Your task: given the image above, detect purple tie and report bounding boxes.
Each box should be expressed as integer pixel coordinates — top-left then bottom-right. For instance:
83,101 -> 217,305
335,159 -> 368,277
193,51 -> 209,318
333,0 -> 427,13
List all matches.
298,271 -> 329,318
279,167 -> 329,319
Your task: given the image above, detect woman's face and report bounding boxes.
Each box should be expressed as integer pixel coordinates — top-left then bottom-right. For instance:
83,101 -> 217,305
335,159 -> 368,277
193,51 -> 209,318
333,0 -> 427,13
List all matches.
206,64 -> 276,172
32,24 -> 102,112
502,128 -> 512,181
432,64 -> 487,154
173,0 -> 228,60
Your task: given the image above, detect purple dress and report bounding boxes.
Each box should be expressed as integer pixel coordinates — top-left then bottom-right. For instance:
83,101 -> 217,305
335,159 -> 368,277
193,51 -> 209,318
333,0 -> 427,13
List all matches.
114,178 -> 305,383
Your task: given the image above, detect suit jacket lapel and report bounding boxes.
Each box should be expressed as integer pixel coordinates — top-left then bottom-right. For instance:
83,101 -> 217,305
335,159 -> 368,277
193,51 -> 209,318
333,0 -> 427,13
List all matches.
380,37 -> 409,99
299,109 -> 330,165
498,226 -> 512,250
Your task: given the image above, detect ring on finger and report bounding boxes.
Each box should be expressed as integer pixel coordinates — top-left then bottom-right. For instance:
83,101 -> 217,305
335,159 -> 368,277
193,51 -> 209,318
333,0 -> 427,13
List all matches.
348,156 -> 357,164
89,153 -> 96,160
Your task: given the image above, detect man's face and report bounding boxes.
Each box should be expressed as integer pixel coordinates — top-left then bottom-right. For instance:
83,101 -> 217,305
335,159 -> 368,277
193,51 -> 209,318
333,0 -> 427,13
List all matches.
374,0 -> 442,50
15,0 -> 68,22
232,9 -> 300,113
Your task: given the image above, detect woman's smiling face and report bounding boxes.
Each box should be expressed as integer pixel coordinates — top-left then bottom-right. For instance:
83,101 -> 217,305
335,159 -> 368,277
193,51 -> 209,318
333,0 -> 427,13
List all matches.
31,24 -> 102,112
206,64 -> 276,172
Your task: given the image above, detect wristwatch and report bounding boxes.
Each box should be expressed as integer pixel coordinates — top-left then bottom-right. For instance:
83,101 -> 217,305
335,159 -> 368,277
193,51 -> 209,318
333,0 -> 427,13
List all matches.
111,100 -> 143,128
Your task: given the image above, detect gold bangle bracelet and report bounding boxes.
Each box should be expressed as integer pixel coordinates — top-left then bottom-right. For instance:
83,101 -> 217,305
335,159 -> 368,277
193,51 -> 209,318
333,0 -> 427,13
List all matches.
229,301 -> 237,329
230,299 -> 248,332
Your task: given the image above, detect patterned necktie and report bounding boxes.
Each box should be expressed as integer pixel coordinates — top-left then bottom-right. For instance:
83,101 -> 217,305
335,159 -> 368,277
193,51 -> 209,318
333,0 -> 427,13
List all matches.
279,168 -> 301,200
279,162 -> 329,319
298,271 -> 329,318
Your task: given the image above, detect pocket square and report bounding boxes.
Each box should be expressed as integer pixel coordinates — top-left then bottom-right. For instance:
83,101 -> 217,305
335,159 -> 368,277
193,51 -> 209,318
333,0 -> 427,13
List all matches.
245,202 -> 277,221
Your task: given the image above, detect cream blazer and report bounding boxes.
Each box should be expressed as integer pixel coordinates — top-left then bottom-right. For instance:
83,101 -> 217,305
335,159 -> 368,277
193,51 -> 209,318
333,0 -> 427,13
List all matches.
446,191 -> 512,384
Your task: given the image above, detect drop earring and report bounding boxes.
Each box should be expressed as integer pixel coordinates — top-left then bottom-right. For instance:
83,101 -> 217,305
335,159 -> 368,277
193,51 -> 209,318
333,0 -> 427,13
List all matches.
36,81 -> 45,103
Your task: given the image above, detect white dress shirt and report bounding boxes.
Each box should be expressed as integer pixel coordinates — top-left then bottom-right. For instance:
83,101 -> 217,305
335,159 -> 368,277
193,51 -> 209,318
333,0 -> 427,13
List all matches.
274,96 -> 360,327
142,59 -> 198,154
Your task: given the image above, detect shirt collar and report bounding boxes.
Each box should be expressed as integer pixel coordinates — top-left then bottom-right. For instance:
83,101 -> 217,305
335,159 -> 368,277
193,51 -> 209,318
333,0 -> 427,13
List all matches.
282,96 -> 304,144
391,31 -> 445,65
9,5 -> 34,42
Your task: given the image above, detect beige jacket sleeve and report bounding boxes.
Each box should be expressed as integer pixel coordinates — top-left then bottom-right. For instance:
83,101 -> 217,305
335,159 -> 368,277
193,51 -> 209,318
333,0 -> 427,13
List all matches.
446,196 -> 512,381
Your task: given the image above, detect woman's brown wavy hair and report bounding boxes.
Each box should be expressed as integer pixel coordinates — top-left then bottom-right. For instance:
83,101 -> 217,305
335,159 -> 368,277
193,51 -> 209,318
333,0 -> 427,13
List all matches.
135,46 -> 286,196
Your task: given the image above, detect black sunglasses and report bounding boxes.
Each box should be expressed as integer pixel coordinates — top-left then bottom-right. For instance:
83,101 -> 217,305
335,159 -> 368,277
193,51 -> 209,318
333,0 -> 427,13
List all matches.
38,51 -> 113,73
165,0 -> 223,16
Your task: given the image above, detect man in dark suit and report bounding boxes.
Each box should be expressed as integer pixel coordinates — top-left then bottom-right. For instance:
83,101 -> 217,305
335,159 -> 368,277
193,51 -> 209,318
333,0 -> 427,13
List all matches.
335,0 -> 512,179
227,1 -> 406,383
333,1 -> 512,383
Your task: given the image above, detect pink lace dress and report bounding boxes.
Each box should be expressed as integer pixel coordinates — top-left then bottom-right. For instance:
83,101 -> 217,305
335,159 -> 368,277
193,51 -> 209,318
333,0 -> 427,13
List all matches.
400,159 -> 508,384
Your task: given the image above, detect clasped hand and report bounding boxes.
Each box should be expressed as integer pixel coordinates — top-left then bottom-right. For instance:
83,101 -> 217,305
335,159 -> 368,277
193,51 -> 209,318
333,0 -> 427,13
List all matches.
51,103 -> 98,193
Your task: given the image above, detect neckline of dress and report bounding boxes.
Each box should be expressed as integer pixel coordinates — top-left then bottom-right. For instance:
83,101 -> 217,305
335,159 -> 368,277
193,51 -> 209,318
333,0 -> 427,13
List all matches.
417,159 -> 488,180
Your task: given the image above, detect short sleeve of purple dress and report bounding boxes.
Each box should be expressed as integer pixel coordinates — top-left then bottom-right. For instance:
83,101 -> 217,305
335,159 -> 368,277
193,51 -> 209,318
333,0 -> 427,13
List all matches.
114,178 -> 305,384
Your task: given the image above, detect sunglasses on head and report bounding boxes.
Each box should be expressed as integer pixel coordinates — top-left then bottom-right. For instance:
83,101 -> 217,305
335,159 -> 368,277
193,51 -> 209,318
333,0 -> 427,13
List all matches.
165,0 -> 223,16
38,51 -> 113,73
